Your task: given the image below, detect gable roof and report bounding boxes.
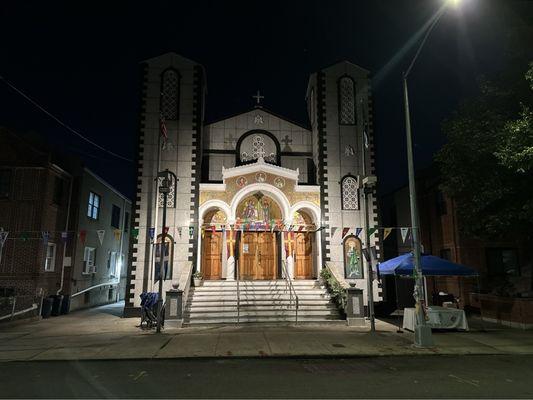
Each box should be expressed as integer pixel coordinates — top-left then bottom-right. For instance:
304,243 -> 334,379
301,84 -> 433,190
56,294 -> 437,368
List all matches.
205,106 -> 311,131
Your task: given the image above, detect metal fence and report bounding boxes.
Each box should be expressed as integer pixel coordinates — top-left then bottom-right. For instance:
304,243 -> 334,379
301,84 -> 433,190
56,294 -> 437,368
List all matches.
0,295 -> 41,322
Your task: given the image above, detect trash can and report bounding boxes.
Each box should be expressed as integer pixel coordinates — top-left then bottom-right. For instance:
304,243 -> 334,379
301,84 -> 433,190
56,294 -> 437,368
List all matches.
50,295 -> 63,316
41,297 -> 53,319
60,294 -> 71,315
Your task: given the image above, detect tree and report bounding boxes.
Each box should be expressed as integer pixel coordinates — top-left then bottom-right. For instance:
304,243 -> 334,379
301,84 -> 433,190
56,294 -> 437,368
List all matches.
436,62 -> 533,239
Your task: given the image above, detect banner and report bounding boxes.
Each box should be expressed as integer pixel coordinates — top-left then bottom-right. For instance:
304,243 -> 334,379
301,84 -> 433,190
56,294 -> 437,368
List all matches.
368,227 -> 378,237
21,232 -> 29,242
383,227 -> 393,241
330,227 -> 337,238
131,228 -> 139,239
61,231 -> 69,242
0,230 -> 8,254
113,229 -> 121,241
41,231 -> 50,247
355,227 -> 363,238
400,227 -> 410,243
79,230 -> 87,244
370,246 -> 377,260
189,226 -> 194,239
342,227 -> 350,238
97,229 -> 105,246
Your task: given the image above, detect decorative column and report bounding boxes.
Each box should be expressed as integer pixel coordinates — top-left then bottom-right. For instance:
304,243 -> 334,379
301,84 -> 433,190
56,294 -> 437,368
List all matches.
226,227 -> 236,281
285,229 -> 295,279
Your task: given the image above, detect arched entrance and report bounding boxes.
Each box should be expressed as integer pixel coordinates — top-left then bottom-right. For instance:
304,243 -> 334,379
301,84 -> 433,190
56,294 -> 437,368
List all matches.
292,210 -> 316,279
236,192 -> 282,280
201,208 -> 227,280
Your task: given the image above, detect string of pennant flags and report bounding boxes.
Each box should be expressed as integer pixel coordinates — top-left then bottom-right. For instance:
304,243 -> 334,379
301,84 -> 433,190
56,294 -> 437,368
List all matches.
0,229 -> 124,245
0,225 -> 414,255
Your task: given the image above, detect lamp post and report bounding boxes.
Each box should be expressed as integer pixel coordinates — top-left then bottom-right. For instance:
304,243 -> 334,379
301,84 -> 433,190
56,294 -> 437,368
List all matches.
156,169 -> 178,333
402,0 -> 459,347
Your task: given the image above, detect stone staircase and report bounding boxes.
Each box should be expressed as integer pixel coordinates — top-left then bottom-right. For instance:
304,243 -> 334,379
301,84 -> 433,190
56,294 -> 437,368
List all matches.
183,280 -> 344,326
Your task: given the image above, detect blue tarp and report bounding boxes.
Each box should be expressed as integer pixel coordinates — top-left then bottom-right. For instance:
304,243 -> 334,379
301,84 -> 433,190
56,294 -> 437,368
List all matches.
378,252 -> 479,277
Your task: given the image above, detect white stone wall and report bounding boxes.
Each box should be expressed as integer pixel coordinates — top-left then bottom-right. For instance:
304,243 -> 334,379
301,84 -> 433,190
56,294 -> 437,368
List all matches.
308,61 -> 382,305
129,53 -> 203,310
203,109 -> 312,153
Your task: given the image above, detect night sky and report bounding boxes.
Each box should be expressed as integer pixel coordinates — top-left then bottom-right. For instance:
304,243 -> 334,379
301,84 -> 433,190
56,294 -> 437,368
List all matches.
1,0 -> 531,199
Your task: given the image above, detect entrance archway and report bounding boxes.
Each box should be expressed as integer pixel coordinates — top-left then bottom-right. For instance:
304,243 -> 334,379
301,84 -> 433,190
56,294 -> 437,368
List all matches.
235,192 -> 282,280
201,208 -> 227,280
292,210 -> 316,279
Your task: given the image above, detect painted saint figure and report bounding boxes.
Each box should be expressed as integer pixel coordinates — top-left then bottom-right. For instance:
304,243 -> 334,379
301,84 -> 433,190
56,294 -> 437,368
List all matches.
345,238 -> 362,279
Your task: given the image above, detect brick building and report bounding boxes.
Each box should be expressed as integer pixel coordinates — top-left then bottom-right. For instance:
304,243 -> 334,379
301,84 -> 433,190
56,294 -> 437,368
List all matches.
0,128 -> 131,320
381,166 -> 532,308
0,128 -> 72,317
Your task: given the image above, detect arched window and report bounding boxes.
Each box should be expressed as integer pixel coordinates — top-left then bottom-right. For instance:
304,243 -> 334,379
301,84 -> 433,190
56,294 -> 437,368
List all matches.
338,76 -> 356,125
344,235 -> 363,279
341,175 -> 359,210
155,234 -> 174,281
236,130 -> 280,166
160,68 -> 180,120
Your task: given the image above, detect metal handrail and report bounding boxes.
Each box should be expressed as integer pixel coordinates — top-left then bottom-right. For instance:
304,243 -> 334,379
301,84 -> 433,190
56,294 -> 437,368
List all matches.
281,260 -> 299,325
236,259 -> 240,324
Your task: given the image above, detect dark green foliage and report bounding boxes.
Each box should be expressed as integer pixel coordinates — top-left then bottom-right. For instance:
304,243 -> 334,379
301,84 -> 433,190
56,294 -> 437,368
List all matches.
320,267 -> 347,314
436,62 -> 533,239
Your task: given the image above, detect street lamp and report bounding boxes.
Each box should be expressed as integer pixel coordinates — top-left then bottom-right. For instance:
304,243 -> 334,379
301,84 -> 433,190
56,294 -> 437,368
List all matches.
402,0 -> 461,347
156,169 -> 178,333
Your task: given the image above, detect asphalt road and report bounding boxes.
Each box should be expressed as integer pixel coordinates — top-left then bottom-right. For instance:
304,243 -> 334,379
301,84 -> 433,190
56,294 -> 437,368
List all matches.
1,355 -> 532,398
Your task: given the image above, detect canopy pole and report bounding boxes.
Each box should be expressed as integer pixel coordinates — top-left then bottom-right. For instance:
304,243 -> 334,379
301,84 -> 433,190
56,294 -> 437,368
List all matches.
476,275 -> 486,332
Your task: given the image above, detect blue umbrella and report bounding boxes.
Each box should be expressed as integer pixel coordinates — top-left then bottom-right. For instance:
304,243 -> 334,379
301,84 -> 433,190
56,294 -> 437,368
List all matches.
378,252 -> 478,277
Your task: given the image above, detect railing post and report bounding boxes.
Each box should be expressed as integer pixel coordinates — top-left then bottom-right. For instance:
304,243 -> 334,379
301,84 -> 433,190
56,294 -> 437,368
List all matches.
10,296 -> 16,320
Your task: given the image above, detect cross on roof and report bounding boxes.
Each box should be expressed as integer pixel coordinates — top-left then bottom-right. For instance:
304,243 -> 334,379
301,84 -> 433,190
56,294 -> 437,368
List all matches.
281,135 -> 292,146
252,90 -> 264,106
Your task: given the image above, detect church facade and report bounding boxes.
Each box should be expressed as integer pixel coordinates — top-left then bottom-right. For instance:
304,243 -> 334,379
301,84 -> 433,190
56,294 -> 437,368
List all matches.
124,52 -> 382,317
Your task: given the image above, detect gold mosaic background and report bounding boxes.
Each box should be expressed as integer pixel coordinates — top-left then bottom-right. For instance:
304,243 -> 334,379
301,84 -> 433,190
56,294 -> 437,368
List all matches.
199,171 -> 320,207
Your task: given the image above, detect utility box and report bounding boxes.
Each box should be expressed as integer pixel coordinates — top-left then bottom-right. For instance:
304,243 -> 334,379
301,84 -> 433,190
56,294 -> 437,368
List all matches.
346,287 -> 366,327
165,289 -> 183,328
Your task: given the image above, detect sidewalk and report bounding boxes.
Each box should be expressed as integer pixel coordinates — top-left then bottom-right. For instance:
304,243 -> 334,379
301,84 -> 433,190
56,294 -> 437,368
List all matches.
1,302 -> 533,362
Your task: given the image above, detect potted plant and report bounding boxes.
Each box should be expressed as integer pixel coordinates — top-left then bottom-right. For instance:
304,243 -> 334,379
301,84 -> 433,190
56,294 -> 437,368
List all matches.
193,271 -> 203,287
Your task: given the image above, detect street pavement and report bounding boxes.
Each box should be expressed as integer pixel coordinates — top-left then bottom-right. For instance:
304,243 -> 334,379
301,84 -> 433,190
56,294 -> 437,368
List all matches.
1,302 -> 533,362
1,355 -> 533,398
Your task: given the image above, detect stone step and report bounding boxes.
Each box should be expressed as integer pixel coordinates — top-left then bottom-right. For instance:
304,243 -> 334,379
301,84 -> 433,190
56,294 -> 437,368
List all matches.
201,279 -> 318,284
191,288 -> 327,294
187,304 -> 337,312
185,309 -> 340,318
188,292 -> 330,301
187,299 -> 335,308
183,315 -> 345,326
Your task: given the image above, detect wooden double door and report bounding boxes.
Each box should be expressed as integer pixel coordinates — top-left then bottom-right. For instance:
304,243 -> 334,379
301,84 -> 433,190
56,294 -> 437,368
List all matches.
202,231 -> 314,280
202,231 -> 223,280
294,232 -> 314,279
239,232 -> 277,280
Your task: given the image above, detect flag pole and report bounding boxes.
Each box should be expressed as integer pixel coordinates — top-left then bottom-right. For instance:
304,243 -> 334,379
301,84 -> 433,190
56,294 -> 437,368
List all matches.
151,116 -> 163,291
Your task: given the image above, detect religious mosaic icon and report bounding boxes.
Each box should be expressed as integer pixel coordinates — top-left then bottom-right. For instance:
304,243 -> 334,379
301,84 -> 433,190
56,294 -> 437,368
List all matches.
255,172 -> 266,183
254,114 -> 264,124
236,176 -> 247,187
274,177 -> 285,188
237,194 -> 281,223
344,236 -> 363,279
344,145 -> 355,156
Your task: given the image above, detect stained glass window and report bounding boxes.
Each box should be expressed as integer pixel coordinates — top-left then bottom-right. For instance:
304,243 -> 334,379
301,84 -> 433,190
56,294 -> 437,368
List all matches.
160,69 -> 180,120
341,175 -> 359,210
339,76 -> 355,125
